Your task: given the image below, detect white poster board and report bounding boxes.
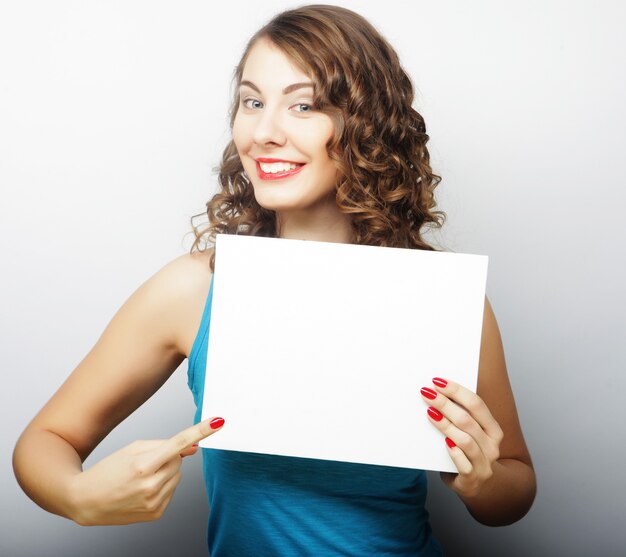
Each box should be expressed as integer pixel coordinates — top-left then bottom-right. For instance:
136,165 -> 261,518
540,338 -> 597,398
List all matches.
200,234 -> 488,472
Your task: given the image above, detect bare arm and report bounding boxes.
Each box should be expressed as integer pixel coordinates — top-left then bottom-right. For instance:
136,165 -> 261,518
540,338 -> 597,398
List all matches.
12,252 -> 219,525
421,298 -> 536,526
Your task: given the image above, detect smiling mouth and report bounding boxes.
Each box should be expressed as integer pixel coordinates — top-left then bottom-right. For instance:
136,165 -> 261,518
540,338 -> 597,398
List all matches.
256,160 -> 305,180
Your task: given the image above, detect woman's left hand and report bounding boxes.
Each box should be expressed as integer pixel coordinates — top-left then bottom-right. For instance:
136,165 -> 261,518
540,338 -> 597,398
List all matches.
420,377 -> 504,499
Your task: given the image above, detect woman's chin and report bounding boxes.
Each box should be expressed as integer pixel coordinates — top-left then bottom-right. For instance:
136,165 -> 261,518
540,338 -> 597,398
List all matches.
253,190 -> 301,213
252,185 -> 337,216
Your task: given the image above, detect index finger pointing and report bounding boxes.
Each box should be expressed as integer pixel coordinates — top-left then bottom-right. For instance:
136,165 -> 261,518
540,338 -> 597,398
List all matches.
148,417 -> 225,471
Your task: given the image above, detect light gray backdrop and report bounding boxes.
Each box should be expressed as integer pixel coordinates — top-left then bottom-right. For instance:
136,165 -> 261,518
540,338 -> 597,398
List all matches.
1,1 -> 625,555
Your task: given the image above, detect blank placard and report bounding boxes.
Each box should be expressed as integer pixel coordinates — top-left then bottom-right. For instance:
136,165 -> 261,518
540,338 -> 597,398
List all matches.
200,234 -> 488,472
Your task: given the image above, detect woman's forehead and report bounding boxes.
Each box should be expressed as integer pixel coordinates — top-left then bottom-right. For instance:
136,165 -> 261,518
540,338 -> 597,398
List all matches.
241,38 -> 313,84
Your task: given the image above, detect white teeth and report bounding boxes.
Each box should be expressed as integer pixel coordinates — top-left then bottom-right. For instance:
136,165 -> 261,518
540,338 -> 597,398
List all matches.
259,161 -> 301,173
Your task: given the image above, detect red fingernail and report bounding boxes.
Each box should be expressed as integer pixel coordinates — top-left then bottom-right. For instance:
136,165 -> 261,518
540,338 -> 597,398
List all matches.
420,387 -> 437,400
192,443 -> 199,448
445,437 -> 456,449
433,377 -> 448,388
210,417 -> 225,429
427,407 -> 443,421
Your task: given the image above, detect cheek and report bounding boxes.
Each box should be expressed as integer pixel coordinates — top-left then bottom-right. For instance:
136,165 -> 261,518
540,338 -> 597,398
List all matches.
232,116 -> 248,152
298,119 -> 334,159
318,121 -> 336,166
323,162 -> 340,190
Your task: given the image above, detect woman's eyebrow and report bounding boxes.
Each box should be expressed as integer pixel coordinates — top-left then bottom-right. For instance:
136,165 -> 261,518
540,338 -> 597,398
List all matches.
239,80 -> 314,94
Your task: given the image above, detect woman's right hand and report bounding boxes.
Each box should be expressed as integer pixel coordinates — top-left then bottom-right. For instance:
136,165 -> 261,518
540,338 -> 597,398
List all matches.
68,417 -> 225,526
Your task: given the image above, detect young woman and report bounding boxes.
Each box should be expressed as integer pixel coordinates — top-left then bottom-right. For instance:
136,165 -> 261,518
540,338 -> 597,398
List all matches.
14,5 -> 536,555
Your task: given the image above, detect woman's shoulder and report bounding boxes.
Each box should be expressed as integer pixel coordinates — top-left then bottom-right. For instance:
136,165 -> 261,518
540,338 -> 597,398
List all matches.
140,249 -> 213,302
156,249 -> 214,289
139,249 -> 214,357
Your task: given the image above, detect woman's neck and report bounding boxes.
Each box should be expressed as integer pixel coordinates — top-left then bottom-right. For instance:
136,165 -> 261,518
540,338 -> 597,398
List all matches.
275,199 -> 352,244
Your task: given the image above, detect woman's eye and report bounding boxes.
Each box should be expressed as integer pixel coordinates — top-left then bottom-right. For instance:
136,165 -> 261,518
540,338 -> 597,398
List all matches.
242,98 -> 262,109
293,103 -> 313,113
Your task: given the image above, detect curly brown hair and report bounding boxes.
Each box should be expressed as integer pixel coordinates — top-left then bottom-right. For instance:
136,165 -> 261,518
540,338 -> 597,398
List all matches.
191,4 -> 445,269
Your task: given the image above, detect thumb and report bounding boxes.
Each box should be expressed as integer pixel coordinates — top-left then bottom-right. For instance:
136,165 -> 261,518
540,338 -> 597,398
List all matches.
179,444 -> 199,458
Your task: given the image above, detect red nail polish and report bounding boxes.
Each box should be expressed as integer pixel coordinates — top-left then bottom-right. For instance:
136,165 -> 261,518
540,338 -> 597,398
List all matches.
433,377 -> 448,388
420,387 -> 437,400
210,417 -> 225,429
192,443 -> 199,448
445,437 -> 456,449
427,407 -> 443,421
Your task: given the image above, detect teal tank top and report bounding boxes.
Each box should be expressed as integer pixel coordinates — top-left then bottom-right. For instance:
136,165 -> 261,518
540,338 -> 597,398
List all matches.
187,275 -> 443,556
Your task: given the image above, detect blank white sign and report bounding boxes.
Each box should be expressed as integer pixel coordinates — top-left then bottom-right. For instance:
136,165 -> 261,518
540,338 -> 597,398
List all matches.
200,234 -> 488,472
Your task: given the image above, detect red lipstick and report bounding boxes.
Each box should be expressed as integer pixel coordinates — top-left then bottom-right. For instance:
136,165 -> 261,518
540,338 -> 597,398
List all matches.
255,160 -> 305,181
256,157 -> 304,164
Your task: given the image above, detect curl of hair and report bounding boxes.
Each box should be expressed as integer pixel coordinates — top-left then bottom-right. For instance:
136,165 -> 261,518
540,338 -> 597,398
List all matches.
191,5 -> 445,270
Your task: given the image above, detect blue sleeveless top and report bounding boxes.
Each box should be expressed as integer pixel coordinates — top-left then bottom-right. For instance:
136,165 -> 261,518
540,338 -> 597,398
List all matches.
187,276 -> 443,556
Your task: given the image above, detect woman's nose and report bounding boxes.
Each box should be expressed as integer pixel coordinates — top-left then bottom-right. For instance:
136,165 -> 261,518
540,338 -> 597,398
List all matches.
252,107 -> 286,146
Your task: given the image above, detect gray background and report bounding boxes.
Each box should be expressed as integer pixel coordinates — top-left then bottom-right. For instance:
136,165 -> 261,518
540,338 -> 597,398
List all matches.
1,1 -> 625,555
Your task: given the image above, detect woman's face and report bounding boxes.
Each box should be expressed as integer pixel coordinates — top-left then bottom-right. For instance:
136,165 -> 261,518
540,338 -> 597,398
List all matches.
233,38 -> 338,215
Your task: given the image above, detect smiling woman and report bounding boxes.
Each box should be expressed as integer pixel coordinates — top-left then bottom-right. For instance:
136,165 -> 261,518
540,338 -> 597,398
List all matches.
12,4 -> 535,557
232,38 -> 344,235
194,4 -> 448,263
